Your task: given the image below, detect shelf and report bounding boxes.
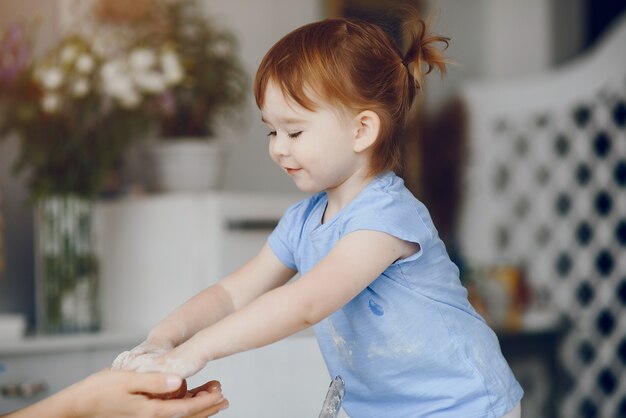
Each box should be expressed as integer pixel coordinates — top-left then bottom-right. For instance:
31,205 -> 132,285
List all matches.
0,331 -> 143,356
0,328 -> 316,357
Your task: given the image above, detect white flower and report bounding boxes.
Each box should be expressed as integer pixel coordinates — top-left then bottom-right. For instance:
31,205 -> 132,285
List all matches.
103,72 -> 133,98
75,54 -> 95,74
39,68 -> 64,90
160,51 -> 183,85
212,39 -> 231,57
92,36 -> 112,57
101,60 -> 125,84
72,78 -> 89,97
101,62 -> 142,108
60,45 -> 78,64
41,94 -> 60,113
129,48 -> 156,72
117,89 -> 141,109
133,71 -> 167,94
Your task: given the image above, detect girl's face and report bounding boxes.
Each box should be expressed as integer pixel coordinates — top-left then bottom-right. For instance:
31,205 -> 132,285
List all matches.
261,81 -> 368,194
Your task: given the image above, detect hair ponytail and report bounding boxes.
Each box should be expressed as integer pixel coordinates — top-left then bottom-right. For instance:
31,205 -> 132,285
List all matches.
402,14 -> 450,92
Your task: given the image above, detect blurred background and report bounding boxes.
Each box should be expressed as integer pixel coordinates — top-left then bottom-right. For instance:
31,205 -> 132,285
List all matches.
1,0 -> 625,417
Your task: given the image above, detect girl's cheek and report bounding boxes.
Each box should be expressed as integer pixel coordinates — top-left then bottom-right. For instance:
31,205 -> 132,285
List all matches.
269,153 -> 281,167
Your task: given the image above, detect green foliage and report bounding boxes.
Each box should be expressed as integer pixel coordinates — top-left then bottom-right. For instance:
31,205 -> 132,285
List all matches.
155,0 -> 248,138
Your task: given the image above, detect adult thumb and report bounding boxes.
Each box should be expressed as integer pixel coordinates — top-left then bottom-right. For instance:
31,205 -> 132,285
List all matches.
127,372 -> 183,395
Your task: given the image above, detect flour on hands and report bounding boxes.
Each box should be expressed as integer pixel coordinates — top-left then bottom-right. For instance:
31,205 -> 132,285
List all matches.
111,340 -> 170,370
122,351 -> 205,379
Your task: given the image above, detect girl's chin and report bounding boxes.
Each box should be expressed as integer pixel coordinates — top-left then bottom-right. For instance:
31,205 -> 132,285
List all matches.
292,178 -> 323,194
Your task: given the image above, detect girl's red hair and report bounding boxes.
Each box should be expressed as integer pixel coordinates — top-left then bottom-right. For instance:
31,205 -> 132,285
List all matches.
254,12 -> 449,175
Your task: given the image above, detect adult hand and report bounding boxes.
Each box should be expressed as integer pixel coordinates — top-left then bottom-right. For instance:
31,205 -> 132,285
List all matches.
69,370 -> 228,418
185,380 -> 231,418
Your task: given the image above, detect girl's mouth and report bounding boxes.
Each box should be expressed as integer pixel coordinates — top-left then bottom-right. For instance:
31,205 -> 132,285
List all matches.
284,167 -> 301,175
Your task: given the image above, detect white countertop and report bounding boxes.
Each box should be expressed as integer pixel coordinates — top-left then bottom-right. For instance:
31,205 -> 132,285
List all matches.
0,328 -> 316,356
0,331 -> 143,356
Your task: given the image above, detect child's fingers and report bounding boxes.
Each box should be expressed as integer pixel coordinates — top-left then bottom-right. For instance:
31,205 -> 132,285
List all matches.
111,350 -> 133,370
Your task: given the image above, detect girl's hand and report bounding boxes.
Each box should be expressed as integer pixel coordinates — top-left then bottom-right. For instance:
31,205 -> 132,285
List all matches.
111,338 -> 173,371
63,370 -> 227,418
121,345 -> 206,379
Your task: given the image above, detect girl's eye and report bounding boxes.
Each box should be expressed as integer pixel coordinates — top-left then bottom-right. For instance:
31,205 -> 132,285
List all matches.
266,131 -> 277,137
288,131 -> 302,139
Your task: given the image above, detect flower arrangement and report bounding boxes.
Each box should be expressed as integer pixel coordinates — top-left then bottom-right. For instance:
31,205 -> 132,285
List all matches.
143,0 -> 248,139
0,0 -> 247,197
0,22 -> 184,198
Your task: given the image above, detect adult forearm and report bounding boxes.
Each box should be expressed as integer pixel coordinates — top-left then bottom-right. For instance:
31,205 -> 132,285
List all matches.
2,387 -> 75,418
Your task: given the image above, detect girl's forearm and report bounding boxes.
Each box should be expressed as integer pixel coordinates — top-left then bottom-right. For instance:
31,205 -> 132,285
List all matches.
149,283 -> 235,347
180,281 -> 313,363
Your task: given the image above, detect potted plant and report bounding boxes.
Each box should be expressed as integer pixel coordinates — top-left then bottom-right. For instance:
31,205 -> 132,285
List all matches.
132,0 -> 249,191
0,22 -> 183,333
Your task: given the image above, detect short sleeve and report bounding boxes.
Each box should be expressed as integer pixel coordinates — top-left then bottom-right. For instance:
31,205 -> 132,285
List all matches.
341,190 -> 434,263
267,199 -> 306,271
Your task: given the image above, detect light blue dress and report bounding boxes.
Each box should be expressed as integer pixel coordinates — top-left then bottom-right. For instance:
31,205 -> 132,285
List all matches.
268,172 -> 523,417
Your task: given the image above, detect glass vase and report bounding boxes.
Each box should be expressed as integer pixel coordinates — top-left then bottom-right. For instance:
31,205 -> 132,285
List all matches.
34,195 -> 100,334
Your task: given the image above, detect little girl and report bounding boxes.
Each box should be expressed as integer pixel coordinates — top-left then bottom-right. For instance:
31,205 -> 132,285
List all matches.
113,13 -> 523,417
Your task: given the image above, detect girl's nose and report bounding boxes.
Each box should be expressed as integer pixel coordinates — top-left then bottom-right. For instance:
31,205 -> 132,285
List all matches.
271,133 -> 290,156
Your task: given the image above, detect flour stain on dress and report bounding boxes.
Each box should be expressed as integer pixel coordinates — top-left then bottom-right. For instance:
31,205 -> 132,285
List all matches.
366,323 -> 419,360
327,319 -> 354,368
367,341 -> 418,359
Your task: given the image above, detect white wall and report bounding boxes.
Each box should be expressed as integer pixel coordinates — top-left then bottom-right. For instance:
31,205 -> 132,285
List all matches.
427,0 -> 584,106
200,0 -> 322,193
483,0 -> 553,78
425,0 -> 488,106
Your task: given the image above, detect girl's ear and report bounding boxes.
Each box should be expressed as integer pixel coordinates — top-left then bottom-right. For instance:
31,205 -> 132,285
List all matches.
352,110 -> 380,153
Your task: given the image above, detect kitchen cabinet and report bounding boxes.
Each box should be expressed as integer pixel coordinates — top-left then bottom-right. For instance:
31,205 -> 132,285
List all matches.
95,191 -> 305,333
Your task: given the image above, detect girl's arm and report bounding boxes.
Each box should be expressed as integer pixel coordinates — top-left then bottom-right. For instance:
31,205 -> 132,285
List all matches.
147,243 -> 296,346
112,243 -> 296,369
132,230 -> 417,377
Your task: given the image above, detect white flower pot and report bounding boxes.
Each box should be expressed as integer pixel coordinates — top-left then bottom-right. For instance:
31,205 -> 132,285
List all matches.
150,139 -> 226,192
